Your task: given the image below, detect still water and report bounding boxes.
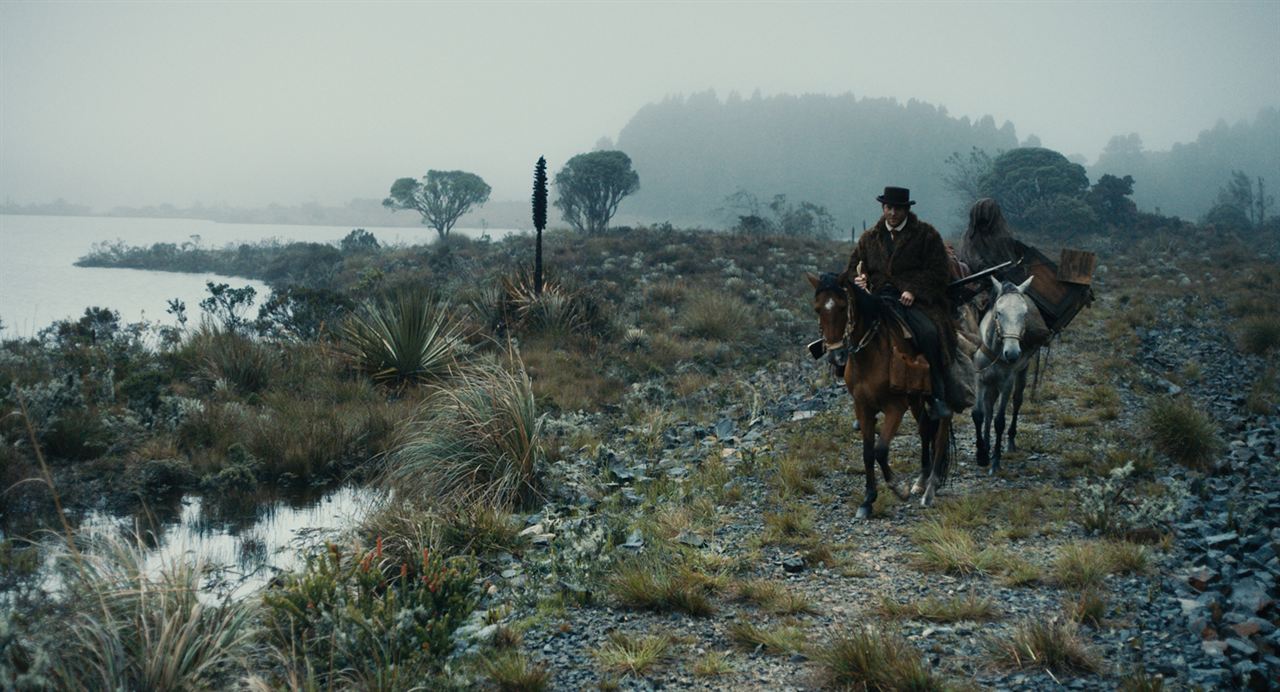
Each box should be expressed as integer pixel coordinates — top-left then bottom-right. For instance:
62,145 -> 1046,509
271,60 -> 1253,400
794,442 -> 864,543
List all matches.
0,214 -> 519,338
0,213 -> 514,596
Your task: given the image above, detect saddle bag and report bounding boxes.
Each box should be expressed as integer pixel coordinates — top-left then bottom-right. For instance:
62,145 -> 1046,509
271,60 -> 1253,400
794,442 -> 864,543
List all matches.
889,346 -> 932,394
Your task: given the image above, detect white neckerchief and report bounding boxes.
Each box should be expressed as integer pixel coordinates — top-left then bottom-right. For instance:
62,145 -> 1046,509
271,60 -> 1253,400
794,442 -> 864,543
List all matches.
887,217 -> 907,233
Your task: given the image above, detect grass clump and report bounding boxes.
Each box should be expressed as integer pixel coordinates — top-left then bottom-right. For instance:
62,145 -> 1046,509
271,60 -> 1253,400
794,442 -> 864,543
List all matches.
815,625 -> 944,691
1240,315 -> 1280,355
733,579 -> 815,615
679,292 -> 758,340
877,593 -> 999,622
480,651 -> 549,692
986,618 -> 1100,675
727,622 -> 807,655
341,290 -> 460,388
691,650 -> 734,677
910,520 -> 1008,576
48,529 -> 258,690
608,556 -> 716,617
1144,397 -> 1221,469
1066,589 -> 1108,627
1054,540 -> 1150,590
762,503 -> 817,545
382,360 -> 543,510
592,631 -> 674,677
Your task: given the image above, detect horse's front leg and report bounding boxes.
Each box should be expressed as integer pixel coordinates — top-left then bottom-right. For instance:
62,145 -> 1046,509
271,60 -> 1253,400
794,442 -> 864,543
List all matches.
973,380 -> 989,468
921,416 -> 951,507
1008,368 -> 1027,452
992,386 -> 1011,474
856,404 -> 877,520
877,406 -> 910,502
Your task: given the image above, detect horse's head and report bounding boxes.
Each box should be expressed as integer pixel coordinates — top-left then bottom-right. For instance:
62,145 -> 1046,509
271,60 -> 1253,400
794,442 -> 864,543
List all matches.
988,275 -> 1035,362
807,272 -> 850,366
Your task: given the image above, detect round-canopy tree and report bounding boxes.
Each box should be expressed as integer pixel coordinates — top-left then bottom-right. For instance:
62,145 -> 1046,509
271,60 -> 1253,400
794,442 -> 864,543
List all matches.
383,170 -> 492,240
554,150 -> 640,234
979,147 -> 1090,227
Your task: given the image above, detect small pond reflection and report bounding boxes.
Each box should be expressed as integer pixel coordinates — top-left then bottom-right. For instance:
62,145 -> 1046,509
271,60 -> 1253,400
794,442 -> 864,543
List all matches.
24,484 -> 383,601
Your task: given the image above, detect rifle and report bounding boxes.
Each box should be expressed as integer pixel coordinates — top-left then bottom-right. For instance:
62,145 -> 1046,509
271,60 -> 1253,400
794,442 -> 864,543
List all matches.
946,258 -> 1020,304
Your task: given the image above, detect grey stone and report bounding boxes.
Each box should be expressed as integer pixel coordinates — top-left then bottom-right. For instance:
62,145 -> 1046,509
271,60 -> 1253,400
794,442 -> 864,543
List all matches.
782,555 -> 805,573
622,530 -> 644,550
1206,532 -> 1239,548
715,418 -> 736,439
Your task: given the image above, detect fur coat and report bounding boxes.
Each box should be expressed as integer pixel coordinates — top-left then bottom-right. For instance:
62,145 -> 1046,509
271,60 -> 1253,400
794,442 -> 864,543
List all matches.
843,212 -> 957,357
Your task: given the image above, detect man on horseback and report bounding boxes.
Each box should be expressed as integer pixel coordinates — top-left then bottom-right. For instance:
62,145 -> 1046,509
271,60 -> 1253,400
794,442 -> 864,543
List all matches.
844,186 -> 966,419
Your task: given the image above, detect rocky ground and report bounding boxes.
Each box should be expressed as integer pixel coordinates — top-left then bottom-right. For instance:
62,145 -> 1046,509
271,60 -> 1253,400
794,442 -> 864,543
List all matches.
452,253 -> 1280,690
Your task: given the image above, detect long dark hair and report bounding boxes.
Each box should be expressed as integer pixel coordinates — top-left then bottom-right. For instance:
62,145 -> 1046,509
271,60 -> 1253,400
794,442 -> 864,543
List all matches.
958,198 -> 1018,271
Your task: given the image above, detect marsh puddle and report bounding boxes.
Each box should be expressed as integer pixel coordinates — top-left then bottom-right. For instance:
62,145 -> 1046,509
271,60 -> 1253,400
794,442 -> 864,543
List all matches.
19,484 -> 383,601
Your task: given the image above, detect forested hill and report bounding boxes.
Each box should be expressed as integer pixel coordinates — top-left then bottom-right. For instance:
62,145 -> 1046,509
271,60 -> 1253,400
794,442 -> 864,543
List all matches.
615,90 -> 1022,229
1091,107 -> 1280,221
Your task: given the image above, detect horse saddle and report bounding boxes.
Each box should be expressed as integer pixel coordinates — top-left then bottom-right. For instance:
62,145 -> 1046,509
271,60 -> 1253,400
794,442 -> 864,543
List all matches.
889,345 -> 931,394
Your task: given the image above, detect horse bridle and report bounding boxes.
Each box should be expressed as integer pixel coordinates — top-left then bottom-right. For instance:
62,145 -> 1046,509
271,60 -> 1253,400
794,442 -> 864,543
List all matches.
815,277 -> 881,363
978,306 -> 1024,364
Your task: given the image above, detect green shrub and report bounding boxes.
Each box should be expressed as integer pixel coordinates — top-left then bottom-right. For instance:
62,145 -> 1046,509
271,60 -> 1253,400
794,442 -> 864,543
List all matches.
1144,398 -> 1220,468
382,360 -> 544,509
341,291 -> 461,388
263,541 -> 477,687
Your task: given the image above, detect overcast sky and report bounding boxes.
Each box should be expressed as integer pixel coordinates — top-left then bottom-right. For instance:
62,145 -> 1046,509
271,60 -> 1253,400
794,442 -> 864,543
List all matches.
2,1 -> 1277,209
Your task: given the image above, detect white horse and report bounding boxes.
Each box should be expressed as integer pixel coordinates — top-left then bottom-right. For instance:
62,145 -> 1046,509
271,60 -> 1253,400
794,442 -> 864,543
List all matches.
972,276 -> 1038,475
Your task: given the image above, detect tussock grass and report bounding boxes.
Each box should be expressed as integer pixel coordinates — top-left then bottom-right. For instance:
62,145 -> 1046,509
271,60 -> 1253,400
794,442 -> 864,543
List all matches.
986,619 -> 1100,675
1144,397 -> 1221,469
1240,315 -> 1280,355
51,529 -> 257,690
1001,557 -> 1043,587
762,504 -> 817,545
1054,540 -> 1150,590
608,557 -> 716,616
1066,589 -> 1107,627
437,503 -> 524,557
877,593 -> 999,622
679,292 -> 758,340
815,625 -> 944,691
910,520 -> 1009,576
340,290 -> 461,387
691,650 -> 734,677
189,325 -> 279,395
382,359 -> 543,510
593,631 -> 675,677
774,455 -> 821,496
733,579 -> 815,615
481,651 -> 550,692
727,622 -> 807,655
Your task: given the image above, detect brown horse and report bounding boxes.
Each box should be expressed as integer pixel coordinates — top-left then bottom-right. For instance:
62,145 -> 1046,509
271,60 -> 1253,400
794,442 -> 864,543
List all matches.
807,272 -> 952,519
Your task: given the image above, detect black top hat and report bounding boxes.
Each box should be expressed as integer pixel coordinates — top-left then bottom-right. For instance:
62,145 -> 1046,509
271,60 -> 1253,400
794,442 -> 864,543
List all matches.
876,186 -> 915,207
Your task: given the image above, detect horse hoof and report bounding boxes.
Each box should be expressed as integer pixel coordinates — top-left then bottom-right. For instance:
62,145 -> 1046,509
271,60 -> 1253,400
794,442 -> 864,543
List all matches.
855,505 -> 871,520
1007,441 -> 1017,453
921,488 -> 936,507
988,465 -> 998,477
910,480 -> 925,496
890,483 -> 909,501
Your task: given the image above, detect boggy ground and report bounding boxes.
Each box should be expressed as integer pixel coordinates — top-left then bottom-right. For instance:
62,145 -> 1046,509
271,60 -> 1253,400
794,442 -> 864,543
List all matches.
466,230 -> 1280,690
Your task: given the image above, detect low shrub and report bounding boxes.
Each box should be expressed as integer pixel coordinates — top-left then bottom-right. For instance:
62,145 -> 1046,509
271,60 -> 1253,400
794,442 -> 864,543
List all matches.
262,540 -> 477,687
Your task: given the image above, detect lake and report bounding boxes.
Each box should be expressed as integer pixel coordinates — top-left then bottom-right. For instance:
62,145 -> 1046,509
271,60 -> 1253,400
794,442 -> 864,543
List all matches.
0,214 -> 521,338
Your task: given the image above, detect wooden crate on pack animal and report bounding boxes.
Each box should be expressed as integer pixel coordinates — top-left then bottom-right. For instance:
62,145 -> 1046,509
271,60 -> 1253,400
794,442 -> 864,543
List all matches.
1022,247 -> 1096,334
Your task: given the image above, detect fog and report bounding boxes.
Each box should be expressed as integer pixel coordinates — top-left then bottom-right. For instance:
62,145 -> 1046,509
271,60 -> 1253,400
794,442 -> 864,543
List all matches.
1,1 -> 1276,210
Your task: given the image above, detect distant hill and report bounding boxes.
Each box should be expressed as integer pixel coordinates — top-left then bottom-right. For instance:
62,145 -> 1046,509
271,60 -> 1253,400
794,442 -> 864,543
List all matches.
614,90 -> 1022,230
1092,108 -> 1280,220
